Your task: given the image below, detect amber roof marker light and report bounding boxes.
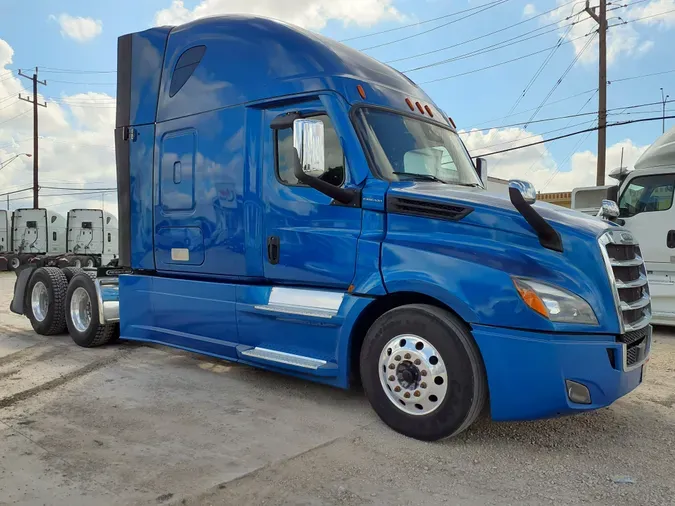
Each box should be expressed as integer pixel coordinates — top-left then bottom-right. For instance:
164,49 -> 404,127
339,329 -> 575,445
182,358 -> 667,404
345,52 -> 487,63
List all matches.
424,105 -> 433,117
357,85 -> 366,99
405,98 -> 415,111
415,101 -> 425,114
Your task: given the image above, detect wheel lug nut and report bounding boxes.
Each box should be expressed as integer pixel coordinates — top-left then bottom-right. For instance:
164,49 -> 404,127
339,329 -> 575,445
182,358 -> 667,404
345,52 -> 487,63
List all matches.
421,382 -> 427,389
388,375 -> 395,381
414,391 -> 421,397
389,364 -> 396,370
404,353 -> 411,359
404,392 -> 411,398
394,386 -> 401,392
394,355 -> 401,361
414,359 -> 421,365
421,370 -> 427,377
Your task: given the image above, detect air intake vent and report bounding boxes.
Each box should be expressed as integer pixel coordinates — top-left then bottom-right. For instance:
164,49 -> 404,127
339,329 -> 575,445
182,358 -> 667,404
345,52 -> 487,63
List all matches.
387,196 -> 473,221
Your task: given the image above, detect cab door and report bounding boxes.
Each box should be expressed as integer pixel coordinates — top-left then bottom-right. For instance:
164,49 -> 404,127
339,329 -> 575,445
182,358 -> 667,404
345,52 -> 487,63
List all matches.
261,96 -> 361,288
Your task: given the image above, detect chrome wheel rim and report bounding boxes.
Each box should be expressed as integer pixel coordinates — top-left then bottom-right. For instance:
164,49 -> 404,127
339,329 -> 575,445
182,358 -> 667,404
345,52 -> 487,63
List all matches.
73,259 -> 82,268
70,287 -> 92,333
378,334 -> 448,416
10,257 -> 20,269
31,281 -> 49,322
85,258 -> 94,268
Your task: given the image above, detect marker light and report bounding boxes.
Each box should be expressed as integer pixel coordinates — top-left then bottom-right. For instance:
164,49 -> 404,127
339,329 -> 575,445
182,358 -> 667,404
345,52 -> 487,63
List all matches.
357,85 -> 366,99
424,105 -> 433,117
448,117 -> 456,128
405,98 -> 415,111
415,101 -> 425,114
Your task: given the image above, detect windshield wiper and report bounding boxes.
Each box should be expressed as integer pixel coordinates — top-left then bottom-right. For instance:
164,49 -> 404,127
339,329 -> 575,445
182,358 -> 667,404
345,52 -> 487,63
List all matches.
392,171 -> 445,183
454,182 -> 483,187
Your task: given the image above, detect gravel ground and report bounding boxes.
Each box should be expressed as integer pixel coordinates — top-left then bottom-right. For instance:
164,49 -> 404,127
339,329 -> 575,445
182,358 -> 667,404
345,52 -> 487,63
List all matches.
0,271 -> 674,505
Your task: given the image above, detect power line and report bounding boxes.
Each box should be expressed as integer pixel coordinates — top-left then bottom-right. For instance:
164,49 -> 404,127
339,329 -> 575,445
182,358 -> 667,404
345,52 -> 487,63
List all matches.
340,0 -> 511,42
400,16 -> 588,73
609,68 -> 675,83
0,187 -> 33,198
36,67 -> 117,74
540,119 -> 597,191
386,1 -> 582,64
0,109 -> 31,127
473,98 -> 675,130
420,8 -> 675,84
473,115 -> 675,158
48,79 -> 116,86
358,0 -> 510,51
40,185 -> 117,191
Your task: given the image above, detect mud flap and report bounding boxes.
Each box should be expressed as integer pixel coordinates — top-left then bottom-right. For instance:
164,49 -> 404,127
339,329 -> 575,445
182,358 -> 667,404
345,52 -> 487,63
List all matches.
10,264 -> 37,315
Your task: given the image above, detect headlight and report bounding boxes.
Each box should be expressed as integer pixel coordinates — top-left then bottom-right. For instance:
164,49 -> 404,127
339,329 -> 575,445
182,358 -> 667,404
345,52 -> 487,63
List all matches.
512,277 -> 598,325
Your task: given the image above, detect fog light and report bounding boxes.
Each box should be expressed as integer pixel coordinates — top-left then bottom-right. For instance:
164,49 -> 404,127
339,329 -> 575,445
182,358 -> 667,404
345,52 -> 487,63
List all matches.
566,380 -> 591,404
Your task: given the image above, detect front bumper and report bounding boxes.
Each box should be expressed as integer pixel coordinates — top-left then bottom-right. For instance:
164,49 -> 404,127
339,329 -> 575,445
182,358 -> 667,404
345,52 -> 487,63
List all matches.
472,324 -> 650,421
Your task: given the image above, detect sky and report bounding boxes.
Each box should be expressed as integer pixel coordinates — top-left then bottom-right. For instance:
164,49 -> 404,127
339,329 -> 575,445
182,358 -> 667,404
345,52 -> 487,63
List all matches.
0,0 -> 674,217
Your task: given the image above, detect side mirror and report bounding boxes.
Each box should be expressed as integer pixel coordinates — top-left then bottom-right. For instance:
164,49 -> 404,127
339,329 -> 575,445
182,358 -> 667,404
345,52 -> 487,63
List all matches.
606,185 -> 619,203
293,118 -> 326,178
475,157 -> 488,185
597,199 -> 619,220
508,179 -> 536,204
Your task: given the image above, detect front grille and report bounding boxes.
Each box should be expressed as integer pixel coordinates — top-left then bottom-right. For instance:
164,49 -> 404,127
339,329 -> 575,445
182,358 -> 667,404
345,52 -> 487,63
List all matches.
619,327 -> 650,346
599,230 -> 651,332
617,325 -> 650,368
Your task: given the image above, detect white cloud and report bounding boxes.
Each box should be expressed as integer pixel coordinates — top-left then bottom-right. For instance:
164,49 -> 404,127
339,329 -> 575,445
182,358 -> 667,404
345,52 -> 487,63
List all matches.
0,38 -> 117,217
523,4 -> 538,17
154,0 -> 402,31
50,14 -> 103,42
461,127 -> 649,192
549,0 -> 671,66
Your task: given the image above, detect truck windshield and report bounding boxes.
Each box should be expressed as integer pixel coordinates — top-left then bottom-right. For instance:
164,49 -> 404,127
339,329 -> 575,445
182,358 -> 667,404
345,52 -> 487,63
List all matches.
356,108 -> 482,186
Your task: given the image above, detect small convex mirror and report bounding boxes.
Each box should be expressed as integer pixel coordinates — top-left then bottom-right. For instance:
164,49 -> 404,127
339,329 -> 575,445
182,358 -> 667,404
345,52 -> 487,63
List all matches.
597,199 -> 619,219
293,118 -> 326,178
508,179 -> 537,204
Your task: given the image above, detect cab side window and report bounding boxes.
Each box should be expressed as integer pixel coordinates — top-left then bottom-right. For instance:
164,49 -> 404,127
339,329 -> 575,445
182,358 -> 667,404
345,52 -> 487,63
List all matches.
618,174 -> 675,218
275,114 -> 345,187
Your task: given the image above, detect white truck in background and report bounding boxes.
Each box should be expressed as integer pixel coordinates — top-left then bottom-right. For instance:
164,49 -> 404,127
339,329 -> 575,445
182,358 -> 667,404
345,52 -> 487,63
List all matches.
0,208 -> 119,270
0,210 -> 8,256
66,209 -> 119,268
4,208 -> 67,270
573,126 -> 675,326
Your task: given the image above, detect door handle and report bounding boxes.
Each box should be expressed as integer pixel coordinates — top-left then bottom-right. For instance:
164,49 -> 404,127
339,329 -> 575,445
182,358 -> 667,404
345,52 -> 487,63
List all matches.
667,230 -> 675,249
267,236 -> 280,264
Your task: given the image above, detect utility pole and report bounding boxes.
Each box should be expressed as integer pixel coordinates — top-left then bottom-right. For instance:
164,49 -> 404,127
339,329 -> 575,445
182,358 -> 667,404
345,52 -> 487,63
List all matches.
661,88 -> 669,133
585,0 -> 607,186
18,67 -> 47,209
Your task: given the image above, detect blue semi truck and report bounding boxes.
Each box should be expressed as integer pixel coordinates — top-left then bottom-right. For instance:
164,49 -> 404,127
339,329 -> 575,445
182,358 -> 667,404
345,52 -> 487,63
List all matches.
11,16 -> 652,440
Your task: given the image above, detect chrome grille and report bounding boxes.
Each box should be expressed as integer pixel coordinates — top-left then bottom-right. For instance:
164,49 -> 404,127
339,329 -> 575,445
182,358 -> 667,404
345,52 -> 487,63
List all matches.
599,230 -> 651,333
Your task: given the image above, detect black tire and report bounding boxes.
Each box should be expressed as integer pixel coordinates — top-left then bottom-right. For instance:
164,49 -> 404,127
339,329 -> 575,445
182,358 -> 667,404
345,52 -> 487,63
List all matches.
70,256 -> 84,268
24,267 -> 68,335
7,254 -> 22,271
84,256 -> 97,268
64,273 -> 117,347
0,255 -> 8,271
62,266 -> 83,283
359,304 -> 487,441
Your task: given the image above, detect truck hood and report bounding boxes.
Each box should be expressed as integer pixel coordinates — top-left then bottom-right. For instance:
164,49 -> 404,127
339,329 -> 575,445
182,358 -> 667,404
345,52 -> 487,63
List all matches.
388,182 -> 610,241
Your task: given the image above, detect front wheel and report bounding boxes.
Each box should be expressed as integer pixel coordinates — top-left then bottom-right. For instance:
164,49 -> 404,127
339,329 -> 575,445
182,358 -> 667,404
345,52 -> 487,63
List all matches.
360,304 -> 487,441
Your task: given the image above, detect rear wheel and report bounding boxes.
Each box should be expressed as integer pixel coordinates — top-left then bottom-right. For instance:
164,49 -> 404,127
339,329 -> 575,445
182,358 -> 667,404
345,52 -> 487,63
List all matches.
84,256 -> 96,268
7,254 -> 21,271
65,273 -> 118,347
360,304 -> 486,441
70,257 -> 83,268
62,266 -> 83,283
25,267 -> 68,335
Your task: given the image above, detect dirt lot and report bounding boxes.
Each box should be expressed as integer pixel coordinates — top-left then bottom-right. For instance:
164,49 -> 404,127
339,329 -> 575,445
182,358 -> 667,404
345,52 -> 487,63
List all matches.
0,271 -> 674,505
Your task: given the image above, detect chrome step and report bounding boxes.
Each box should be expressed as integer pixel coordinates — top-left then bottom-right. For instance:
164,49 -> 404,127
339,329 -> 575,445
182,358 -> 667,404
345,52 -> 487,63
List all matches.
240,347 -> 327,370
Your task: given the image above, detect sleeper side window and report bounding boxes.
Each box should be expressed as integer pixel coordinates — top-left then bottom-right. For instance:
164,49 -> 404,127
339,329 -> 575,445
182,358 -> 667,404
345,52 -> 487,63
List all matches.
275,114 -> 345,187
169,45 -> 206,97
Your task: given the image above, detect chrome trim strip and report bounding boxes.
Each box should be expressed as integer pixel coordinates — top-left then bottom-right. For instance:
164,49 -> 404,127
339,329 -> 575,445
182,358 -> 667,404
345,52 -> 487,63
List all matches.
241,347 -> 327,369
94,277 -> 119,323
253,305 -> 337,319
598,232 -> 625,332
255,287 -> 345,319
620,293 -> 651,311
615,275 -> 648,289
610,256 -> 644,267
622,325 -> 652,372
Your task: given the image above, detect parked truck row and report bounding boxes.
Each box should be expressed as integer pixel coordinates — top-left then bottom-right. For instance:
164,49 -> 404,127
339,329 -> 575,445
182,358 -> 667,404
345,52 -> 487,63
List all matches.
0,208 -> 118,271
10,15 -> 652,441
572,126 -> 675,327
